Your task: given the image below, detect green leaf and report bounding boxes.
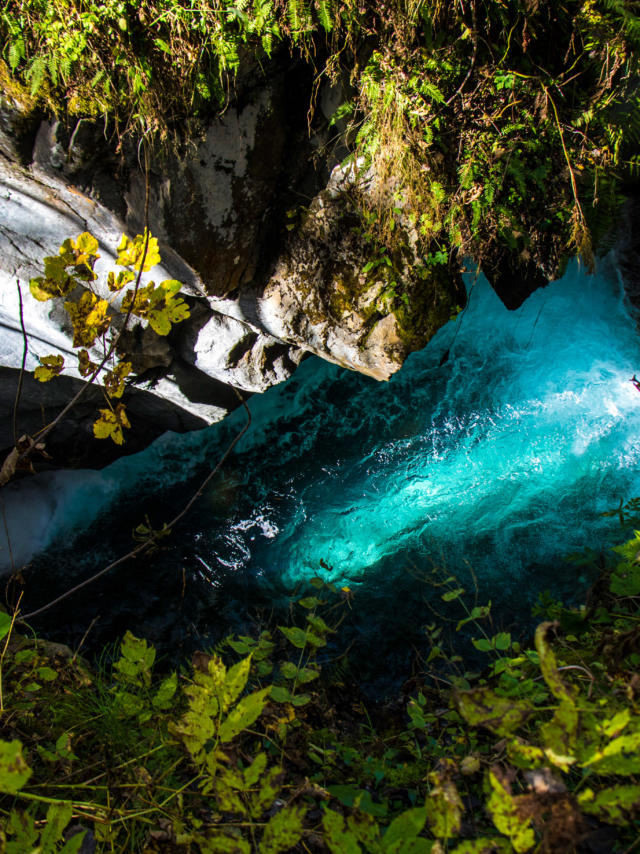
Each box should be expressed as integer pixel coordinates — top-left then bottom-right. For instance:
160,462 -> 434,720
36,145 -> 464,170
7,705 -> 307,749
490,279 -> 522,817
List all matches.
534,622 -> 574,702
582,727 -> 640,775
323,808 -> 363,854
36,666 -> 58,682
270,685 -> 293,703
153,672 -> 178,709
114,690 -> 144,717
328,785 -> 387,817
59,831 -> 88,854
202,833 -> 251,853
218,687 -> 269,742
259,805 -> 305,854
34,355 -> 65,382
279,626 -> 308,648
0,611 -> 12,642
578,785 -> 640,825
306,614 -> 334,635
425,771 -> 462,839
457,687 -> 532,736
450,841 -> 511,853
610,561 -> 640,596
0,739 -> 32,794
227,637 -> 253,655
222,656 -> 252,711
244,752 -> 268,787
540,699 -> 578,770
298,596 -> 321,608
383,807 -> 426,852
457,604 -> 491,631
494,632 -> 511,651
486,768 -> 535,853
472,638 -> 493,652
40,801 -> 73,852
114,631 -> 156,685
297,666 -> 320,683
305,630 -> 326,648
442,587 -> 465,602
55,732 -> 75,759
280,662 -> 298,680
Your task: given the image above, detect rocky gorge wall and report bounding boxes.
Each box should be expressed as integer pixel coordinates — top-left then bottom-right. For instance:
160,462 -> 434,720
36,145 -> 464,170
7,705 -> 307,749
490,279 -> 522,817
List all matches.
0,58 -> 592,471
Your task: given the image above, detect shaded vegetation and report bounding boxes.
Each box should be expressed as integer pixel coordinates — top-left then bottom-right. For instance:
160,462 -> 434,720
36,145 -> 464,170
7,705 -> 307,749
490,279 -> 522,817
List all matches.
3,513 -> 640,851
3,0 -> 640,300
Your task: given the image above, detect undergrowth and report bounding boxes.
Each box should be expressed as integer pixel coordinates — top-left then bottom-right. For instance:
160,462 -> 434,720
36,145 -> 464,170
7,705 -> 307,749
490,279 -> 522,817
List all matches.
2,511 -> 640,852
3,1 -> 640,320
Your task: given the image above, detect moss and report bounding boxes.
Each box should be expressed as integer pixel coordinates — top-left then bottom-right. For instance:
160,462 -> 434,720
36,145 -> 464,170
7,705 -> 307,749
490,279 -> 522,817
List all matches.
0,59 -> 38,114
393,263 -> 463,352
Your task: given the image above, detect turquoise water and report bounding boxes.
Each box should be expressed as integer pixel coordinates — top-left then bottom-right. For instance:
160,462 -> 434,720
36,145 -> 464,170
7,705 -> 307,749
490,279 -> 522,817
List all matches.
15,257 -> 640,670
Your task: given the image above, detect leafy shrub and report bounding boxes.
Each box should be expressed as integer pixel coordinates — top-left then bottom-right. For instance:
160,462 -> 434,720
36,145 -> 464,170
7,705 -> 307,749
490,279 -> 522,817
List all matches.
2,536 -> 640,852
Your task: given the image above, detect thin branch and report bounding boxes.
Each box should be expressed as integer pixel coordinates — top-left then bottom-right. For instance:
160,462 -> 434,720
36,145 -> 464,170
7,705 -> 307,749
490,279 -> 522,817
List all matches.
18,391 -> 252,623
12,280 -> 28,447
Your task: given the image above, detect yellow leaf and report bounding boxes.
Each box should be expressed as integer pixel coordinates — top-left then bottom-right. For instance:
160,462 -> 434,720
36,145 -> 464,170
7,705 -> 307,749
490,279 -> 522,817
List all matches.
104,361 -> 132,398
65,292 -> 110,347
107,270 -> 136,292
29,256 -> 76,301
75,231 -> 99,256
34,355 -> 64,382
122,280 -> 190,335
117,230 -> 161,272
58,233 -> 99,281
93,403 -> 131,444
77,349 -> 97,377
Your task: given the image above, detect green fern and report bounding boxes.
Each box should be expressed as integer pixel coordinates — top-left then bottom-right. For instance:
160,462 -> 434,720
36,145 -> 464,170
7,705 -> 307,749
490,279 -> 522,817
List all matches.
7,38 -> 25,72
26,55 -> 47,96
315,0 -> 333,32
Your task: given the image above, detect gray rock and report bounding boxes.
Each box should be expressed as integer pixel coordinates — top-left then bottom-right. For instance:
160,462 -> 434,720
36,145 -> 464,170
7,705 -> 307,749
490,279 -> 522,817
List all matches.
0,64 -> 462,470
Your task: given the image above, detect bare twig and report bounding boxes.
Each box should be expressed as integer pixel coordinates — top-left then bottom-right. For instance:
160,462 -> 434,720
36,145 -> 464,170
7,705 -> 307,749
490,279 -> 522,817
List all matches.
18,391 -> 252,623
12,280 -> 28,447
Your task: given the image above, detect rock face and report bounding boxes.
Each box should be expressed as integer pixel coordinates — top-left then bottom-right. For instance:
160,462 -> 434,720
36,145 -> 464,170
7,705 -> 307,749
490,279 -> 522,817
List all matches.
0,66 -> 464,469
